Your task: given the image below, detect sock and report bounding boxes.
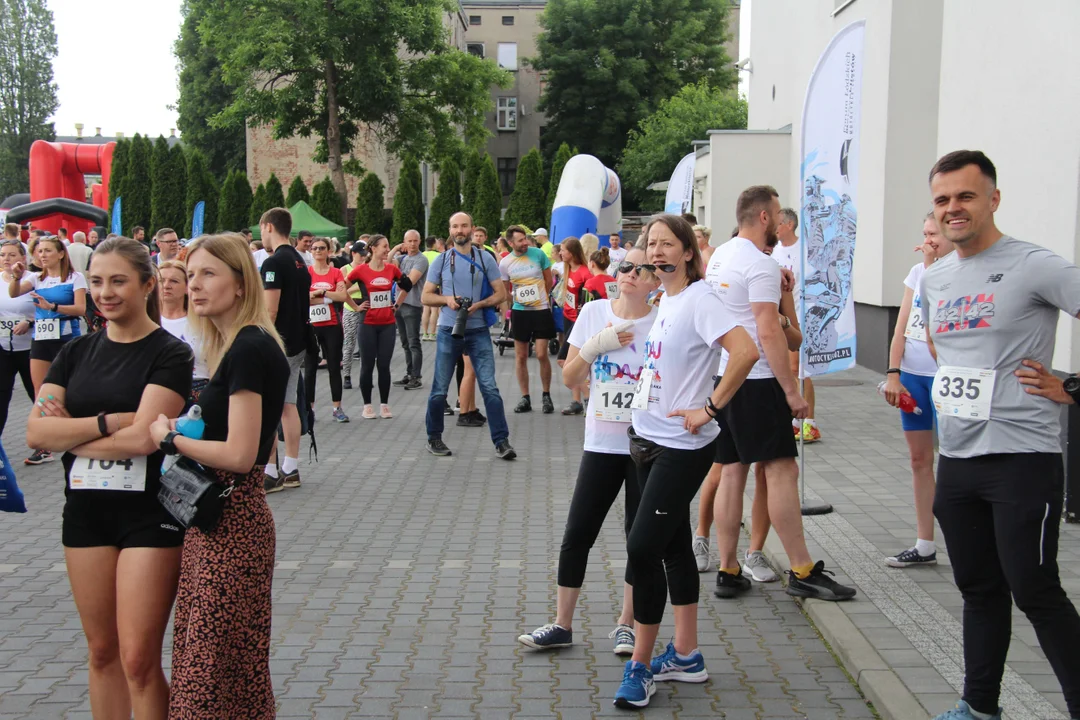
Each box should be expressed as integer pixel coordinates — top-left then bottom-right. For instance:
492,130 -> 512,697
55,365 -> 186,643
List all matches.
676,648 -> 700,661
282,456 -> 298,475
805,418 -> 817,428
791,562 -> 815,579
542,391 -> 551,397
915,539 -> 936,556
792,418 -> 801,428
264,465 -> 278,479
523,394 -> 531,401
719,566 -> 740,575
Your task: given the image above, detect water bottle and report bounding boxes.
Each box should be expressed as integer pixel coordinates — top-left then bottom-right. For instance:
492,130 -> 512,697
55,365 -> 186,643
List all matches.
877,381 -> 922,415
161,405 -> 205,473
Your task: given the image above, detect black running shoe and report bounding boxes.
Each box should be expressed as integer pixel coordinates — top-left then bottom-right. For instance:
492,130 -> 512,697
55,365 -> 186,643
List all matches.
343,376 -> 353,390
714,568 -> 751,598
495,441 -> 517,460
561,401 -> 584,415
427,437 -> 452,456
542,394 -> 554,414
404,378 -> 423,390
885,547 -> 937,568
457,412 -> 485,428
264,472 -> 286,494
514,396 -> 532,413
24,450 -> 53,465
786,561 -> 857,601
443,402 -> 455,416
392,375 -> 412,387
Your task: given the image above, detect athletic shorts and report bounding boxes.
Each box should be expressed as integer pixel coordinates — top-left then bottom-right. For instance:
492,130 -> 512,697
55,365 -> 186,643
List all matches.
557,319 -> 576,361
62,495 -> 186,549
899,371 -> 936,432
285,351 -> 305,405
713,376 -> 798,465
30,338 -> 71,362
511,308 -> 556,342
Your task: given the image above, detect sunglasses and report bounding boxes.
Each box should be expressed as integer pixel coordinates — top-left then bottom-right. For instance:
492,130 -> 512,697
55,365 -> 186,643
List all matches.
617,261 -> 675,275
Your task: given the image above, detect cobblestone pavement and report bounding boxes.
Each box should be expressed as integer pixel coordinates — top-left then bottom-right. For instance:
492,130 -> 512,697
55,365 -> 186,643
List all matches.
0,333 -> 879,719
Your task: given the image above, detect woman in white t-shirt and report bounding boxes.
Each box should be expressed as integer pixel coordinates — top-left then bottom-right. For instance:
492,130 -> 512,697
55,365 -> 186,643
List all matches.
517,247 -> 659,658
158,260 -> 210,406
614,215 -> 758,710
881,213 -> 954,569
0,240 -> 37,436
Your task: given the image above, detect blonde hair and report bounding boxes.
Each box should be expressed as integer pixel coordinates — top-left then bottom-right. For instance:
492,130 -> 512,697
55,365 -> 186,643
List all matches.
184,232 -> 284,375
158,259 -> 189,311
692,225 -> 712,239
580,233 -> 599,260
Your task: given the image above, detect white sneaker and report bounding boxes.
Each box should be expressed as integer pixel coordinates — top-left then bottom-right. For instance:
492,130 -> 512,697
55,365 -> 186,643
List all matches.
743,550 -> 778,583
693,535 -> 711,572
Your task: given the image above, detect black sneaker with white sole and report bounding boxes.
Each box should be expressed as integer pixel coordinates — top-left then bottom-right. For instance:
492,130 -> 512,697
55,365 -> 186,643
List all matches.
404,378 -> 423,390
714,569 -> 751,598
427,437 -> 452,456
24,450 -> 53,465
495,441 -> 517,460
885,547 -> 937,568
786,561 -> 857,601
392,375 -> 412,387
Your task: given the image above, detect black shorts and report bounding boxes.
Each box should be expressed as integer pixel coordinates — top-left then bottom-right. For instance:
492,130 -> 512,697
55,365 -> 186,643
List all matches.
62,493 -> 186,549
558,318 -> 576,361
30,337 -> 71,362
511,309 -> 556,342
713,376 -> 798,465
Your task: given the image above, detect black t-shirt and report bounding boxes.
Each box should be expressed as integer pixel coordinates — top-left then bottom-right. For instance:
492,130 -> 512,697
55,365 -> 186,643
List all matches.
261,244 -> 311,357
197,326 -> 289,467
45,328 -> 193,501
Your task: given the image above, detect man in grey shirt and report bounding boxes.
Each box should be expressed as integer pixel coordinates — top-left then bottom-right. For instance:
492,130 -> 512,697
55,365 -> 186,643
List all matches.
391,229 -> 429,390
920,150 -> 1080,720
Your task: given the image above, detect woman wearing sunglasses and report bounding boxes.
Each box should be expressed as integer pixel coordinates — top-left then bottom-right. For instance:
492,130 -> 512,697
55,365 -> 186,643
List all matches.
518,247 -> 659,657
614,214 -> 757,709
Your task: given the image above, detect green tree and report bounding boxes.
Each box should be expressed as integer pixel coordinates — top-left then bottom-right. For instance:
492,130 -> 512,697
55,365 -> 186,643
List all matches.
530,0 -> 735,174
546,142 -> 572,225
150,136 -> 173,233
461,148 -> 482,215
174,0 -> 246,178
108,138 -> 130,210
217,170 -> 236,232
0,0 -> 58,198
311,176 -> 342,225
285,175 -> 309,207
355,173 -> 385,237
428,159 -> 461,240
125,134 -> 153,234
264,172 -> 285,211
233,171 -> 253,231
184,148 -> 215,236
390,158 -> 424,245
472,154 -> 502,239
250,182 -> 267,225
504,148 -> 545,229
199,0 -> 510,222
168,144 -> 188,232
618,81 -> 747,208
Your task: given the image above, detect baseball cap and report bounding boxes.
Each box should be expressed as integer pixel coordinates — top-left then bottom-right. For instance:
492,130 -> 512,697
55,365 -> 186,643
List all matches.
534,228 -> 548,237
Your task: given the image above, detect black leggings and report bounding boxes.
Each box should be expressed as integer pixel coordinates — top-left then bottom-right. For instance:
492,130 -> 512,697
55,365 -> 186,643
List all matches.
305,323 -> 344,404
0,350 -> 33,434
558,451 -> 640,588
359,323 -> 396,405
627,438 -> 716,625
935,453 -> 1080,716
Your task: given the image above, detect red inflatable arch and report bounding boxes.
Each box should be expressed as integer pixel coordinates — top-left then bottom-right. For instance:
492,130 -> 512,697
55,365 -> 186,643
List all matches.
27,140 -> 115,235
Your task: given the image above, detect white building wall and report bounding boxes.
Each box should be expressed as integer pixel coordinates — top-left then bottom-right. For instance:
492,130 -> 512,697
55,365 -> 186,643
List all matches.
696,131 -> 792,237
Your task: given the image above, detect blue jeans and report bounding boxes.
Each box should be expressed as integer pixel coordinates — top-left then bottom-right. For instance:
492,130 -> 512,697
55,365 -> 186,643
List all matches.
426,326 -> 509,446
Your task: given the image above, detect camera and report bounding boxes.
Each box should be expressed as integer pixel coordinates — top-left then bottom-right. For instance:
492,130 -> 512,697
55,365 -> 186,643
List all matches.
452,297 -> 472,339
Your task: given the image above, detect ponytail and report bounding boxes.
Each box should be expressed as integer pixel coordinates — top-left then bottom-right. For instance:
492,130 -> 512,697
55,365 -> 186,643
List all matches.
589,246 -> 611,271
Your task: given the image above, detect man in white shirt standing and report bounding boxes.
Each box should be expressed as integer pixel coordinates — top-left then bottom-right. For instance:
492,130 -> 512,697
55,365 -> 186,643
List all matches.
705,185 -> 854,602
769,208 -> 819,443
67,231 -> 93,274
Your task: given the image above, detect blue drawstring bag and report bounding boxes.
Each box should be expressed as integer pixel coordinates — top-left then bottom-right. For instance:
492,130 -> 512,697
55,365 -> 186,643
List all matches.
0,439 -> 27,513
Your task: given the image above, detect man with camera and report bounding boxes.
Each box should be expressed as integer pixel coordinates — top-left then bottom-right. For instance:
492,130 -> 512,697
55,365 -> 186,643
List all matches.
422,212 -> 517,460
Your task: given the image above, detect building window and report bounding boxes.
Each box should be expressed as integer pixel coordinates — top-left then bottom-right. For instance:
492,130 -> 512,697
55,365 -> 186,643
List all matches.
469,15 -> 481,25
502,15 -> 514,25
497,42 -> 517,70
467,43 -> 485,59
498,157 -> 518,196
497,97 -> 518,131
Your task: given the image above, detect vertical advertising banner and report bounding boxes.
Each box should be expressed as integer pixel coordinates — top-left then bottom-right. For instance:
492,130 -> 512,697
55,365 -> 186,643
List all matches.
799,21 -> 865,377
190,201 -> 206,238
664,152 -> 696,215
111,198 -> 123,236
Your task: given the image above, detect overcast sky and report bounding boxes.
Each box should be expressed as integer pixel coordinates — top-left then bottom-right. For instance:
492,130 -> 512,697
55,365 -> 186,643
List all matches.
47,0 -> 183,139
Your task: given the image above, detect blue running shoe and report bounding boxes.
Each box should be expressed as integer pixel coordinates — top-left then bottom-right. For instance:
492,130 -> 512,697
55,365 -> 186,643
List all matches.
650,641 -> 709,683
517,623 -> 572,650
613,660 -> 655,709
932,700 -> 1001,720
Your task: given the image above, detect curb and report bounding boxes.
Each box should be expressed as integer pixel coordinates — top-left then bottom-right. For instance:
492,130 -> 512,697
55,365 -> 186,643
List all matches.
744,504 -> 931,720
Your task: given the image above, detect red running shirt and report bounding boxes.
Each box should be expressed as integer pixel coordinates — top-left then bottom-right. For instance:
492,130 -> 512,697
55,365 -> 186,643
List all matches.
308,266 -> 346,326
346,263 -> 402,325
563,265 -> 594,322
583,273 -> 616,301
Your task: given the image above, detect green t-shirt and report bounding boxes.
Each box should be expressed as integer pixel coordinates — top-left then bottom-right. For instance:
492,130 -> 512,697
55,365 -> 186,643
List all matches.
422,250 -> 440,264
540,241 -> 554,259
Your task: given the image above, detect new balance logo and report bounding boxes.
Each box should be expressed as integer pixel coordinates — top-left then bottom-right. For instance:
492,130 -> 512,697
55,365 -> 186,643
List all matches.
987,274 -> 1004,283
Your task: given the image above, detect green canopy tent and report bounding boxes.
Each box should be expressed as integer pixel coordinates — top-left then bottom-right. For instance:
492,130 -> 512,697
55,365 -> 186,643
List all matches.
250,200 -> 348,240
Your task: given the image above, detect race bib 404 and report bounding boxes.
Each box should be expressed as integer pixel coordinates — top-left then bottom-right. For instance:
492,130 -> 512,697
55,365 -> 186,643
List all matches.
932,366 -> 996,420
370,291 -> 392,309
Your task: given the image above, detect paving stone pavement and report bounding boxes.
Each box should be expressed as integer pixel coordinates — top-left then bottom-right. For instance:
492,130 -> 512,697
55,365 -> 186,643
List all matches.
0,332 -> 877,719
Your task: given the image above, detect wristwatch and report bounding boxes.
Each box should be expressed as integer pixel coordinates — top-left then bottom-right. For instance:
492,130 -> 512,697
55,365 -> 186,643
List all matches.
160,430 -> 181,455
1063,375 -> 1080,405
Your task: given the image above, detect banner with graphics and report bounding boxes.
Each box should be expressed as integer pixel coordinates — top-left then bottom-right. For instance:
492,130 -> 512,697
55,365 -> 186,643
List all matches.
190,201 -> 205,238
110,198 -> 122,236
799,20 -> 865,377
664,153 -> 696,215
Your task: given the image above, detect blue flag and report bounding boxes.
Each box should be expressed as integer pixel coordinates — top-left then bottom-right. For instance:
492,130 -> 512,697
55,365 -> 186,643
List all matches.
191,201 -> 205,238
110,198 -> 122,236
